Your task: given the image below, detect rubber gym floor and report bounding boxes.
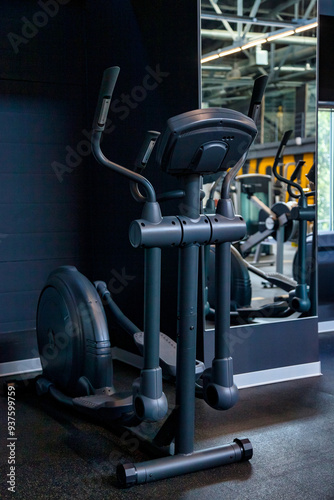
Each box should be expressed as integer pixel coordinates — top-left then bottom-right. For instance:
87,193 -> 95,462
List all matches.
0,328 -> 333,500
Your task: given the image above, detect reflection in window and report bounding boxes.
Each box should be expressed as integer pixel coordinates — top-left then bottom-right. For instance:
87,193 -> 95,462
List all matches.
201,2 -> 317,145
318,109 -> 334,231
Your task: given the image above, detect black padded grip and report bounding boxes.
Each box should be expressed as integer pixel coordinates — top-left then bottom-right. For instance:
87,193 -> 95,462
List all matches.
290,160 -> 305,182
275,129 -> 293,161
134,130 -> 160,172
92,66 -> 120,131
306,163 -> 315,184
248,75 -> 268,119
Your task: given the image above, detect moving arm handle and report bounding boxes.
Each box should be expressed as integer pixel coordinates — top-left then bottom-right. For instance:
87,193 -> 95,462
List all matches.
273,130 -> 292,171
130,131 -> 161,203
220,75 -> 268,200
287,160 -> 305,199
306,163 -> 315,185
92,66 -> 120,132
91,67 -> 157,204
134,131 -> 161,173
272,131 -> 305,200
290,160 -> 305,183
248,75 -> 268,122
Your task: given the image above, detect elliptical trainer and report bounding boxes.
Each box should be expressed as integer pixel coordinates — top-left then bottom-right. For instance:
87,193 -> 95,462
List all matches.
36,66 -> 263,486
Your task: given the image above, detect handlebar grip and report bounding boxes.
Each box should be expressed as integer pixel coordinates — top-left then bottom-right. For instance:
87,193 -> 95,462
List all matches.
92,66 -> 120,131
248,75 -> 268,121
290,160 -> 305,182
306,163 -> 315,185
134,131 -> 160,172
275,130 -> 293,162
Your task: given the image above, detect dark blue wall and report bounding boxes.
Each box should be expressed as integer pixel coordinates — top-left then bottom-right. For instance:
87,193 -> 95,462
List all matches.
85,0 -> 200,338
0,0 -> 90,339
0,0 -> 200,355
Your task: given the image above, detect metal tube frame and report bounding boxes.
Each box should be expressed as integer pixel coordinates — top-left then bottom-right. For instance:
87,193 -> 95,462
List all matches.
118,170 -> 251,485
143,247 -> 162,370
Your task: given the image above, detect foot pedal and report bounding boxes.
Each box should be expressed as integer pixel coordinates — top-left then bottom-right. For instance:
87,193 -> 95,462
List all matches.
238,300 -> 289,319
73,392 -> 133,415
134,332 -> 205,379
265,272 -> 297,292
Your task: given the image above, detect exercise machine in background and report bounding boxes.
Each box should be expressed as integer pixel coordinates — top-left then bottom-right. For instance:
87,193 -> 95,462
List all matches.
206,130 -> 316,323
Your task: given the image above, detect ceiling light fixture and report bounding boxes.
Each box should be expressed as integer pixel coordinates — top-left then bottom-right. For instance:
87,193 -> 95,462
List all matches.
201,53 -> 220,63
241,38 -> 267,50
295,21 -> 318,33
219,47 -> 241,57
266,30 -> 295,42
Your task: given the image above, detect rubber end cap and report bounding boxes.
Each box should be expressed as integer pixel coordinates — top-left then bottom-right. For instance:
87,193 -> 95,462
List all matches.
234,437 -> 253,461
35,377 -> 54,396
116,463 -> 137,488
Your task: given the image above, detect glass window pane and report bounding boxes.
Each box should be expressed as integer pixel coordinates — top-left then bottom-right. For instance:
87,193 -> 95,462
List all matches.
318,109 -> 333,230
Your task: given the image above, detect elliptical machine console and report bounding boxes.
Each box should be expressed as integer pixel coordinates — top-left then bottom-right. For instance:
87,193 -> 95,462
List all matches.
36,67 -> 265,486
156,107 -> 257,175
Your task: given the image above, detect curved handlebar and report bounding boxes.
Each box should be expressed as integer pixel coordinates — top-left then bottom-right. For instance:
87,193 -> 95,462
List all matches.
290,160 -> 305,183
273,130 -> 292,169
218,75 -> 268,200
220,152 -> 248,200
130,130 -> 161,203
287,160 -> 305,199
272,131 -> 305,201
219,75 -> 267,200
91,67 -> 157,203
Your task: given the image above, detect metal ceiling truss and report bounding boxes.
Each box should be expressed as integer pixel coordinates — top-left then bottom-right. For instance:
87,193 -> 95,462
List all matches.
201,0 -> 317,110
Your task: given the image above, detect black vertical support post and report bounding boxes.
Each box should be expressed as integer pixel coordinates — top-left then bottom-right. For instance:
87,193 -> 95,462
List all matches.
288,195 -> 311,313
202,196 -> 239,411
215,241 -> 231,359
309,209 -> 318,317
297,200 -> 308,287
143,247 -> 161,369
197,245 -> 207,361
175,244 -> 199,455
288,191 -> 313,313
131,202 -> 168,422
132,226 -> 167,423
175,175 -> 201,455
